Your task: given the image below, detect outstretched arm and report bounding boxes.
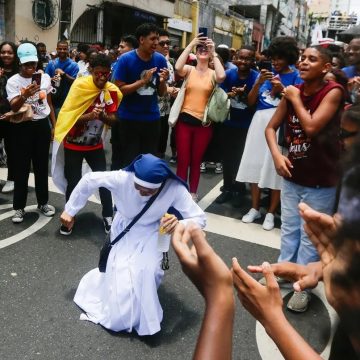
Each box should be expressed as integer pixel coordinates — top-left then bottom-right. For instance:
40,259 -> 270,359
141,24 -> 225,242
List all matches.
60,171 -> 120,229
172,224 -> 234,360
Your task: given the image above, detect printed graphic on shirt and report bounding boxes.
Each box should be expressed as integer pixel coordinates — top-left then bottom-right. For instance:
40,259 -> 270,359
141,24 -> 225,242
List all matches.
136,70 -> 157,96
288,113 -> 311,160
66,98 -> 106,147
23,89 -> 48,116
260,90 -> 281,107
66,119 -> 104,146
230,95 -> 248,110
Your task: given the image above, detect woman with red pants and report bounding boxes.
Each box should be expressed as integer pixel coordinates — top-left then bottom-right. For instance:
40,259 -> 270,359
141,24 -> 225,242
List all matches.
174,34 -> 225,201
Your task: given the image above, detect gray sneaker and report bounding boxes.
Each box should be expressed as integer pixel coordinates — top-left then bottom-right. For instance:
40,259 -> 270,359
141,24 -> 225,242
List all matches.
287,291 -> 311,312
38,204 -> 55,217
12,209 -> 25,223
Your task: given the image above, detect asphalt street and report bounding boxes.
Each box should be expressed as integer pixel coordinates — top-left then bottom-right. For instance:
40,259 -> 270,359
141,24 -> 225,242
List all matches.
0,144 -> 334,360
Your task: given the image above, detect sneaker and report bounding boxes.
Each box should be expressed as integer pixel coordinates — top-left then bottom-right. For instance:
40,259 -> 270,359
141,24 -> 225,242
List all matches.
287,291 -> 311,313
103,217 -> 113,234
191,193 -> 199,203
215,191 -> 233,204
2,180 -> 14,193
38,204 -> 55,217
60,224 -> 72,236
169,156 -> 177,164
12,209 -> 25,223
214,163 -> 223,174
200,162 -> 207,173
242,208 -> 261,223
262,213 -> 275,231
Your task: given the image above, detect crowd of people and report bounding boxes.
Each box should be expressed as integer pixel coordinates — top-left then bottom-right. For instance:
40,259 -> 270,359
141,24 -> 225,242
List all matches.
0,22 -> 359,358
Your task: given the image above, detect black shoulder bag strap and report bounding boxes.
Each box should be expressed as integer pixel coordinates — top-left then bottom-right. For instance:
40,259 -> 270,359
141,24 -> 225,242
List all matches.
98,180 -> 166,272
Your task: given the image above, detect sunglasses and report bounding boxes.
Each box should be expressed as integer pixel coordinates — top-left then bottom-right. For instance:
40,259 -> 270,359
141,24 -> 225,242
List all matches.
339,128 -> 359,139
93,71 -> 111,78
159,41 -> 171,47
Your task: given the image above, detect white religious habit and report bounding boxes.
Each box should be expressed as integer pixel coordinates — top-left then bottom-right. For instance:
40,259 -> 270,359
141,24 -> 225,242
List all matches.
66,169 -> 206,336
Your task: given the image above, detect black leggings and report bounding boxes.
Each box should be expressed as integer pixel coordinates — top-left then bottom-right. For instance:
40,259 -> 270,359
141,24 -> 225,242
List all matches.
10,118 -> 51,210
64,147 -> 113,218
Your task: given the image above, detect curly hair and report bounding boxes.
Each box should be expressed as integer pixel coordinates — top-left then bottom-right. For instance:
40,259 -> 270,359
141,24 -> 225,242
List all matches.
267,36 -> 299,65
89,53 -> 112,69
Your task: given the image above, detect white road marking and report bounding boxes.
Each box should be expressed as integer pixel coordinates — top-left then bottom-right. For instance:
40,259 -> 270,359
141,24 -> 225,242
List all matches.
0,205 -> 53,249
198,179 -> 281,249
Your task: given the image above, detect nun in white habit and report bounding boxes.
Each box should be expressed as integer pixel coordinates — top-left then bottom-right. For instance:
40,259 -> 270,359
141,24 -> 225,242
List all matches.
60,154 -> 206,336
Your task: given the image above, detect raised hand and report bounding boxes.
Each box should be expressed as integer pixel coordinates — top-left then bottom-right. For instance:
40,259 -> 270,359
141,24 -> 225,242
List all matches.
171,223 -> 233,302
232,259 -> 283,326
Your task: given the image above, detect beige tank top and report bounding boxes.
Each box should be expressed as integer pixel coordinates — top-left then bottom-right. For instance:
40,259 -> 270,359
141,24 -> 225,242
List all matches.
181,67 -> 214,121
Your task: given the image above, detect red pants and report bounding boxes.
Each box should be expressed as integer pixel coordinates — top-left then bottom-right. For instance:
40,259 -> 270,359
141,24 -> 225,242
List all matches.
175,120 -> 213,193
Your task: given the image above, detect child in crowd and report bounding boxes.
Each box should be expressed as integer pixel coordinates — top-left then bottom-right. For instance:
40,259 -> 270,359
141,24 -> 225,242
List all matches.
52,54 -> 122,235
236,36 -> 302,231
265,46 -> 345,312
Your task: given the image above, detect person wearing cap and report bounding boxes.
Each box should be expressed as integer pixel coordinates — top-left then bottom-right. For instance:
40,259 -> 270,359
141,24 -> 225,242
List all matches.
60,153 -> 206,335
6,42 -> 56,223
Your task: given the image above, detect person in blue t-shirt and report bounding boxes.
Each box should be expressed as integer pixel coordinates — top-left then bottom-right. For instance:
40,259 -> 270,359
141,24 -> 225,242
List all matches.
215,46 -> 258,206
113,23 -> 169,167
342,38 -> 360,104
45,40 -> 79,115
236,36 -> 302,231
342,38 -> 360,79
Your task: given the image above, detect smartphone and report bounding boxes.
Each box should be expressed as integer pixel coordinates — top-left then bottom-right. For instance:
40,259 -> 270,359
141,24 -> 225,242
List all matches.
259,60 -> 272,72
198,27 -> 208,38
32,72 -> 42,86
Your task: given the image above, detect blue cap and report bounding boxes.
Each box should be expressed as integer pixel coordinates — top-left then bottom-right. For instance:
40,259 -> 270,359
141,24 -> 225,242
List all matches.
17,43 -> 38,64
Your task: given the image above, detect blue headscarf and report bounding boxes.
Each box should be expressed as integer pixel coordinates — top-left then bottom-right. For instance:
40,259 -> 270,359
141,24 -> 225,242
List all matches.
124,154 -> 188,190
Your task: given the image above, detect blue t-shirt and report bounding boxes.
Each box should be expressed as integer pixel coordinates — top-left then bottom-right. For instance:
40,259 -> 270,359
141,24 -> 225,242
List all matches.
45,58 -> 79,78
342,65 -> 359,78
221,68 -> 259,128
45,58 -> 79,107
257,70 -> 303,111
113,50 -> 167,121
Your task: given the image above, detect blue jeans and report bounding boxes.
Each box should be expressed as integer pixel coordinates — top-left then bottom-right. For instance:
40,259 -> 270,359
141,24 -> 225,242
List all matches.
279,179 -> 336,265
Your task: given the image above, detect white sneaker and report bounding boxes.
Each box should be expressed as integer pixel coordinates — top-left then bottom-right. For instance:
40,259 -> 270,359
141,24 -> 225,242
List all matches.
2,180 -> 14,193
263,213 -> 275,231
242,208 -> 261,223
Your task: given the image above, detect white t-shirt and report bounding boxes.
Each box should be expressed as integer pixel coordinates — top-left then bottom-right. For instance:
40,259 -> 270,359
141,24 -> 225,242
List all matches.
6,73 -> 53,120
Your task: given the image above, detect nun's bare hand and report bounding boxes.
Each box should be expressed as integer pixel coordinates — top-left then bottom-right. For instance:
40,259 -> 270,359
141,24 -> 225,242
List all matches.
160,213 -> 179,234
60,211 -> 74,230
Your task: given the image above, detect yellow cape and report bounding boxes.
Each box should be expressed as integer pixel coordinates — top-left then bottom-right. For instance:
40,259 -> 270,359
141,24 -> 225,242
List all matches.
54,75 -> 122,143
